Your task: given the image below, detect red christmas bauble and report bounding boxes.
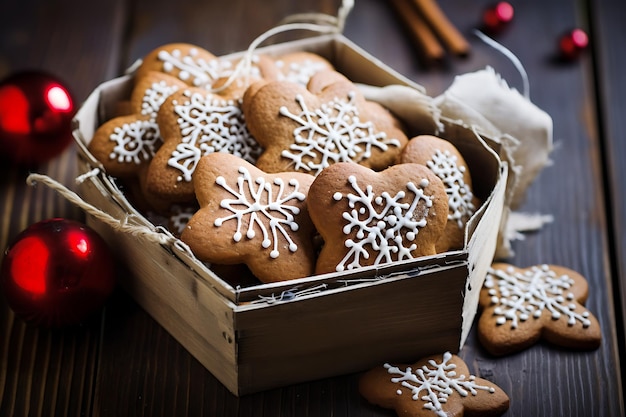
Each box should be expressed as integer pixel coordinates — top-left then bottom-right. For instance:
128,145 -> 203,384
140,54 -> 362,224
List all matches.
0,71 -> 75,165
482,2 -> 514,34
559,28 -> 589,60
1,218 -> 116,327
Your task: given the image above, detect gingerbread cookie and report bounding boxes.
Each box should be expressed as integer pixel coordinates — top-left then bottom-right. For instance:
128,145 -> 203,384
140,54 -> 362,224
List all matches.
243,70 -> 408,175
478,263 -> 602,356
88,72 -> 187,178
136,43 -> 278,91
143,84 -> 262,204
397,135 -> 479,252
307,162 -> 448,274
180,152 -> 317,283
273,51 -> 334,86
359,351 -> 510,417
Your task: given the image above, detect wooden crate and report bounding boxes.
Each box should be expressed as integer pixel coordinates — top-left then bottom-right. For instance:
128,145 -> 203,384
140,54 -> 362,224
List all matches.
71,34 -> 508,395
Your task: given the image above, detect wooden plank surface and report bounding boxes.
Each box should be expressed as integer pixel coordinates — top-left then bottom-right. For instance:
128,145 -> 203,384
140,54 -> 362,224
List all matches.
0,0 -> 624,416
0,1 -> 126,416
590,0 -> 626,364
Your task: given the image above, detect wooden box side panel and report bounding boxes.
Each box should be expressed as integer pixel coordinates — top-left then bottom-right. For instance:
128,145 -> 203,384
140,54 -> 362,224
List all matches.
234,265 -> 468,394
77,172 -> 241,393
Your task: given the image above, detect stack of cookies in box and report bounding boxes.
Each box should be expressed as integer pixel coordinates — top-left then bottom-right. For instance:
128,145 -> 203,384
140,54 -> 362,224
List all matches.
88,43 -> 480,285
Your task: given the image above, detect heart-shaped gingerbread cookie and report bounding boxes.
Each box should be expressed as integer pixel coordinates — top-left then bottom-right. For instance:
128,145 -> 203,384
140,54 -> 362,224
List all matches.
307,162 -> 448,274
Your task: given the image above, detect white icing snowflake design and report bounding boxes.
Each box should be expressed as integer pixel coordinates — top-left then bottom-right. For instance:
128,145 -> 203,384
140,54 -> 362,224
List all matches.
157,47 -> 233,87
485,265 -> 593,329
167,90 -> 261,182
385,352 -> 496,417
279,92 -> 401,175
157,47 -> 262,89
213,166 -> 305,259
169,205 -> 197,235
275,59 -> 329,86
332,175 -> 433,272
427,149 -> 475,228
109,80 -> 180,164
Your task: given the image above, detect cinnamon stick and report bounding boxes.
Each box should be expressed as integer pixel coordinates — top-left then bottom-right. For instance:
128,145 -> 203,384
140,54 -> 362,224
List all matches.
411,0 -> 470,56
389,0 -> 445,62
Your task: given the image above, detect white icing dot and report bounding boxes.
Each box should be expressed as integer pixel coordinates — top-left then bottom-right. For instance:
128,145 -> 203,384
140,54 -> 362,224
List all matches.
333,192 -> 342,201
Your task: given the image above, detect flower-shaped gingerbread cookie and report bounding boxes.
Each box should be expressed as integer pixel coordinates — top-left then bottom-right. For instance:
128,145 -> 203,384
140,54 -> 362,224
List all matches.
478,263 -> 602,356
359,351 -> 510,417
397,135 -> 480,252
88,71 -> 187,178
243,70 -> 408,175
180,152 -> 317,283
144,84 -> 262,204
308,162 -> 448,274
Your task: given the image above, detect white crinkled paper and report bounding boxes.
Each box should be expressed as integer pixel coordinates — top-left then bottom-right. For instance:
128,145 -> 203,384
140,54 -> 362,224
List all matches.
434,66 -> 553,209
360,66 -> 553,258
434,66 -> 553,258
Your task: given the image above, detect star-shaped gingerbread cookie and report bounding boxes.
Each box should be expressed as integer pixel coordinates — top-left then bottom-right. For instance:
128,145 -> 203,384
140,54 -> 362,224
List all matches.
359,351 -> 510,417
143,83 -> 263,205
180,152 -> 317,283
88,71 -> 187,178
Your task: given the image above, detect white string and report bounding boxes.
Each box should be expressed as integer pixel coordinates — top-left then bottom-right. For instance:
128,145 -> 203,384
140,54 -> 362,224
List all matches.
474,30 -> 530,100
26,173 -> 178,247
209,0 -> 353,94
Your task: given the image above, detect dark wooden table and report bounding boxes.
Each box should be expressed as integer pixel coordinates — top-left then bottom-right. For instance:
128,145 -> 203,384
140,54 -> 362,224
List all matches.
1,0 -> 624,416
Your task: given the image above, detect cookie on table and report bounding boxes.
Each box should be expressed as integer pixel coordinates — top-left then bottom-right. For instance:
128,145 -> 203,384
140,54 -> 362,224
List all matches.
307,162 -> 448,275
136,42 -> 278,91
273,51 -> 334,86
143,83 -> 262,205
88,72 -> 187,178
180,152 -> 317,283
243,70 -> 408,175
478,263 -> 602,356
397,135 -> 480,252
359,351 -> 510,417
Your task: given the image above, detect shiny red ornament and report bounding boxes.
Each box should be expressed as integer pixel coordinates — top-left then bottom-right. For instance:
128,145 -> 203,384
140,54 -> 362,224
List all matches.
559,28 -> 589,60
1,218 -> 116,327
0,71 -> 75,165
482,2 -> 514,34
